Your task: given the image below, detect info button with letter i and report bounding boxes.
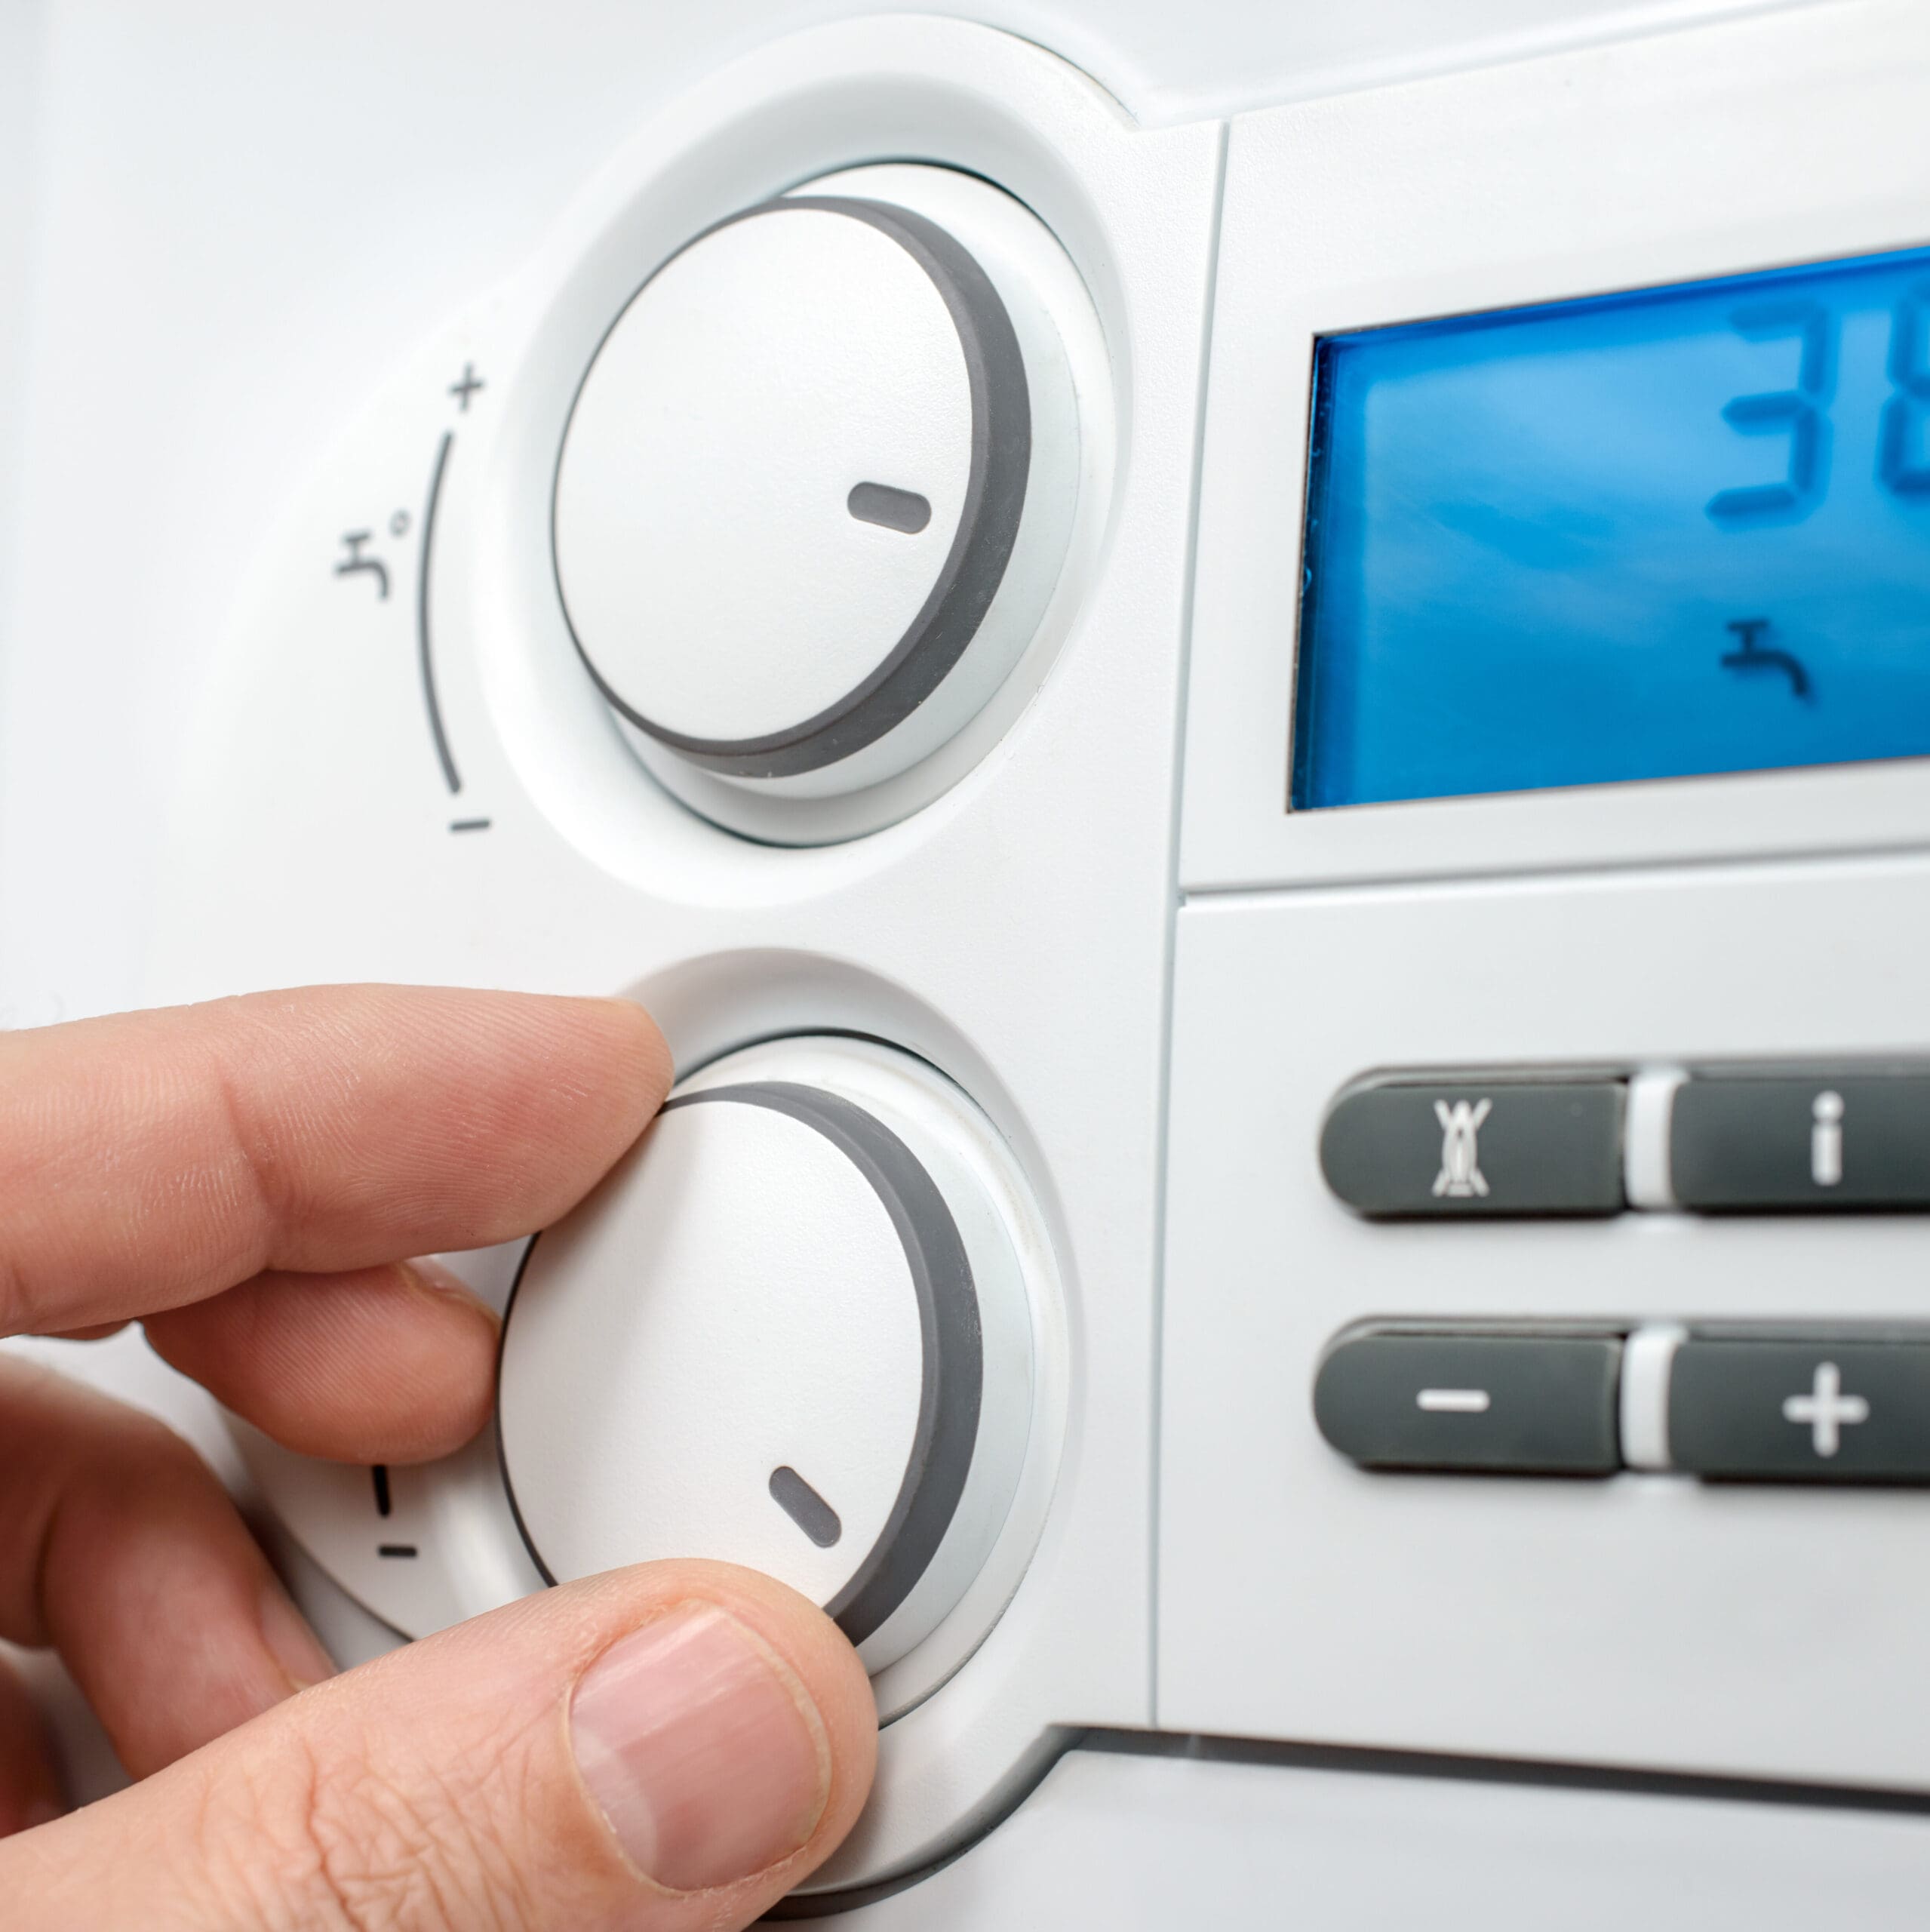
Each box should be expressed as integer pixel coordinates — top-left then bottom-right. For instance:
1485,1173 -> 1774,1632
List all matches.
1669,1071 -> 1930,1211
1320,1075 -> 1626,1218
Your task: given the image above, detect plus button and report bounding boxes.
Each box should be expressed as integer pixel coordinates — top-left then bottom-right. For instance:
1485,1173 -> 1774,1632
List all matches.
1781,1361 -> 1870,1458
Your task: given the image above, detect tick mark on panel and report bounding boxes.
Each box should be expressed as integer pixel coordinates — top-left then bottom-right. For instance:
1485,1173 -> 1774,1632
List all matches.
377,1544 -> 419,1560
449,817 -> 492,833
418,430 -> 462,794
769,1466 -> 843,1547
371,1464 -> 392,1518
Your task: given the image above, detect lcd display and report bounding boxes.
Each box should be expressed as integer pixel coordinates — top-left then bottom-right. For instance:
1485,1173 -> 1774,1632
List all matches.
1292,245 -> 1930,809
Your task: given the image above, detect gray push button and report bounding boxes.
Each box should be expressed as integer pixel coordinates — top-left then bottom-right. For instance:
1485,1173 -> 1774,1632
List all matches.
1671,1074 -> 1930,1211
1314,1331 -> 1623,1474
1669,1337 -> 1930,1481
1320,1078 -> 1625,1218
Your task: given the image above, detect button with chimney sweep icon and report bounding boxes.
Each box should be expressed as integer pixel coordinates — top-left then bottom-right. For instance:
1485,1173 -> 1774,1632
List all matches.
1320,1076 -> 1627,1218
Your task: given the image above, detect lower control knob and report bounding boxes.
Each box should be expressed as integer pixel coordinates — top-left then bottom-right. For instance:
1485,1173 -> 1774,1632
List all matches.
496,1037 -> 1034,1677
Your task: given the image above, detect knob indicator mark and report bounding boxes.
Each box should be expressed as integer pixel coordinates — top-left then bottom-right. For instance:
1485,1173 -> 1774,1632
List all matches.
847,481 -> 933,534
769,1465 -> 844,1547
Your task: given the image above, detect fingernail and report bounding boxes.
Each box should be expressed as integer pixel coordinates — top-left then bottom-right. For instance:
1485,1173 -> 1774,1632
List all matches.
570,1602 -> 831,1892
259,1580 -> 336,1693
404,1257 -> 499,1320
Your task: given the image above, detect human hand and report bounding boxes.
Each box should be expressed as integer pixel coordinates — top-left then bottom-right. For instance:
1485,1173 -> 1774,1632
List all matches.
0,986 -> 877,1928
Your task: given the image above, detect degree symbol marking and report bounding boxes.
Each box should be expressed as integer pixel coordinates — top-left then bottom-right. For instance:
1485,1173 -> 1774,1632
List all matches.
389,509 -> 410,538
333,530 -> 389,600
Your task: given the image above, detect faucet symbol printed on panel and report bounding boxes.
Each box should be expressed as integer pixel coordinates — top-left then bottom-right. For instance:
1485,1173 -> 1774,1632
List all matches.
1433,1097 -> 1492,1198
1812,1089 -> 1845,1187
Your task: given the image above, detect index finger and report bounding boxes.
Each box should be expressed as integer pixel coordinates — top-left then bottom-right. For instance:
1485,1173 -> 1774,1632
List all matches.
0,986 -> 670,1335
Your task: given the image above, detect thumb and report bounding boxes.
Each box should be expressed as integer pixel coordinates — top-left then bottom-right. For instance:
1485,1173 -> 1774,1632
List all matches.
3,1559 -> 877,1931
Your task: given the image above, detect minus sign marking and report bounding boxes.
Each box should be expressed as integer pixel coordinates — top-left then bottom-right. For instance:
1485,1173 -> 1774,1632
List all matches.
1416,1388 -> 1491,1414
377,1544 -> 419,1559
449,817 -> 492,833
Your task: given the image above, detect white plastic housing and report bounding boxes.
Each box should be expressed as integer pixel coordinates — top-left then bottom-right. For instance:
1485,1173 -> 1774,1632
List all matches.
124,15 -> 1214,1890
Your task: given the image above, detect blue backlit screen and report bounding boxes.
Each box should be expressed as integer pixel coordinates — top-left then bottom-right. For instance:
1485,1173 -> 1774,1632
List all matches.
1292,245 -> 1930,809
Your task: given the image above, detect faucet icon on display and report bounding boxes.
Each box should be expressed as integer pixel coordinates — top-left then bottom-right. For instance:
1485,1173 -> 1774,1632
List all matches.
1720,617 -> 1809,697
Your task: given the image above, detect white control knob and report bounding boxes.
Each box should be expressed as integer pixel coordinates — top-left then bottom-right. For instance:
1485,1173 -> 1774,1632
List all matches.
552,167 -> 1078,801
496,1038 -> 1035,1675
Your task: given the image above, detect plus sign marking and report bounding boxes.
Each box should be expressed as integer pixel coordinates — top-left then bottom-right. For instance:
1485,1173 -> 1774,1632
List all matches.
449,362 -> 485,411
1781,1361 -> 1870,1458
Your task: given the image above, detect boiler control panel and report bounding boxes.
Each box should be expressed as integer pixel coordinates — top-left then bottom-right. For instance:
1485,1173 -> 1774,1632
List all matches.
14,0 -> 1930,1918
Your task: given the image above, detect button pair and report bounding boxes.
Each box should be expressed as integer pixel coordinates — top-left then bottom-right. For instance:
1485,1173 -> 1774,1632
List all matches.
1320,1068 -> 1930,1218
1314,1325 -> 1930,1481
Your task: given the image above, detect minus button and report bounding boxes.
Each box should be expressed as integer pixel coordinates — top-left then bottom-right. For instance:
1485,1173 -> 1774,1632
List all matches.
1314,1330 -> 1622,1474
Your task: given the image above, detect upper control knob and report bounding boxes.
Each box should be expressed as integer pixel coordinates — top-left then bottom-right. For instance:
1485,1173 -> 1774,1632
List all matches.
496,1038 -> 1035,1678
552,166 -> 1079,804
